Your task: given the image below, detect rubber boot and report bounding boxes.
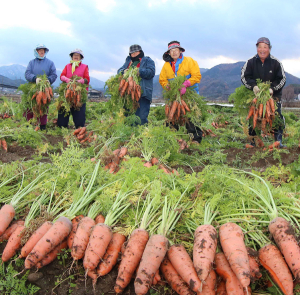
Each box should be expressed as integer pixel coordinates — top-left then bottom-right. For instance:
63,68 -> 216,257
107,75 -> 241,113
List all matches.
274,130 -> 286,148
40,124 -> 46,131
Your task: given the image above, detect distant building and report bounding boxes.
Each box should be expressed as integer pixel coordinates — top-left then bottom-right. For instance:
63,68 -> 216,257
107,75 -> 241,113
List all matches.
88,89 -> 103,99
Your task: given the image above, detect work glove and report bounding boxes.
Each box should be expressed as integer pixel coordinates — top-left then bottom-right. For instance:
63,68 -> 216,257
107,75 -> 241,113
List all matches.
269,88 -> 273,96
180,80 -> 191,95
253,85 -> 259,95
36,78 -> 42,84
61,76 -> 71,83
123,69 -> 128,74
77,78 -> 85,84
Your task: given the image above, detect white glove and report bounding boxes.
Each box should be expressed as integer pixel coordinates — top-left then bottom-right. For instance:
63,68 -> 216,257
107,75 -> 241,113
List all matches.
253,86 -> 259,95
124,69 -> 128,74
269,88 -> 273,96
36,78 -> 42,84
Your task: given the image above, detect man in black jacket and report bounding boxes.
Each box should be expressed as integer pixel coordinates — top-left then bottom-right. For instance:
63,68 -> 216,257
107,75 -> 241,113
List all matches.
241,37 -> 286,148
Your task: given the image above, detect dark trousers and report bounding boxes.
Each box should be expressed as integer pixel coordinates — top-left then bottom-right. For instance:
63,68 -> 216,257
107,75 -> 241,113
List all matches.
135,97 -> 151,125
249,101 -> 285,137
168,121 -> 203,143
57,103 -> 86,129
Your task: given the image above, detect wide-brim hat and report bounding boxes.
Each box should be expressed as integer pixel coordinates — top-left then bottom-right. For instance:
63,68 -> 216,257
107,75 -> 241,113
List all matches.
35,44 -> 49,54
164,41 -> 185,55
70,48 -> 84,59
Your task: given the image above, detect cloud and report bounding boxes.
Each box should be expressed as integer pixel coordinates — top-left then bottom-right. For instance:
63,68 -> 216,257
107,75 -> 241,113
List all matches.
94,0 -> 117,12
282,58 -> 300,78
195,55 -> 239,69
89,69 -> 117,81
0,0 -> 72,35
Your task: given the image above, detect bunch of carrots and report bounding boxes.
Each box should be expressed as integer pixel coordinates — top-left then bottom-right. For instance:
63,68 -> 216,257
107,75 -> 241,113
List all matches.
0,138 -> 8,152
73,127 -> 94,144
118,67 -> 141,102
103,147 -> 128,174
165,98 -> 190,124
246,83 -> 276,133
31,76 -> 53,117
64,79 -> 84,109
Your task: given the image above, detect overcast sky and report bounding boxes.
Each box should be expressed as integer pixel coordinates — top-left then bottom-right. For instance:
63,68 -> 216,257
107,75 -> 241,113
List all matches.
1,0 -> 300,81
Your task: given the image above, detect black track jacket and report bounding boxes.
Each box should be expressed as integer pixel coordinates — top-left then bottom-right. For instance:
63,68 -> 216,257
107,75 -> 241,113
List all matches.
241,54 -> 286,99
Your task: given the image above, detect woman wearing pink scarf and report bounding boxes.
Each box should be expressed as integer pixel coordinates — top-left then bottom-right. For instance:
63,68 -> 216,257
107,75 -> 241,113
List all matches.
57,49 -> 90,128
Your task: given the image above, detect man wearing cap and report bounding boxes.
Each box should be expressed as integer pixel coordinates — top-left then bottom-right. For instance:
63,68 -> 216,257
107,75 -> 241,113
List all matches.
25,44 -> 57,130
159,41 -> 203,143
118,45 -> 155,125
241,37 -> 286,147
57,49 -> 90,129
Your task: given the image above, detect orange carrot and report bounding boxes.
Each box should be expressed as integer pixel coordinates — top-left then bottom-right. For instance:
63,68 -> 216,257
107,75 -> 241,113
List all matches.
25,217 -> 72,269
181,99 -> 190,112
165,104 -> 170,117
31,92 -> 37,101
36,91 -> 42,106
95,214 -> 105,224
168,244 -> 202,293
144,162 -> 152,168
67,215 -> 84,249
19,221 -> 53,258
42,91 -> 47,105
2,224 -> 25,262
118,147 -> 128,158
216,280 -> 226,295
259,244 -> 293,295
79,127 -> 86,135
160,256 -> 193,295
0,204 -> 15,236
2,139 -> 7,152
49,87 -> 53,97
215,252 -> 244,295
120,81 -> 129,97
83,223 -> 113,271
247,249 -> 262,282
71,217 -> 95,261
73,127 -> 82,135
258,104 -> 264,118
201,269 -> 217,295
97,232 -> 126,276
269,141 -> 280,149
177,103 -> 181,119
151,158 -> 159,165
152,269 -> 161,286
159,164 -> 171,174
36,239 -> 68,269
269,217 -> 300,281
245,144 -> 254,149
172,169 -> 179,176
180,104 -> 186,115
119,79 -> 126,92
266,100 -> 271,118
252,98 -> 257,104
115,228 -> 149,294
253,108 -> 258,129
269,98 -> 275,113
246,105 -> 255,120
0,220 -> 24,242
219,222 -> 250,289
168,101 -> 177,121
34,126 -> 40,131
77,134 -> 85,140
193,224 -> 217,284
135,234 -> 169,295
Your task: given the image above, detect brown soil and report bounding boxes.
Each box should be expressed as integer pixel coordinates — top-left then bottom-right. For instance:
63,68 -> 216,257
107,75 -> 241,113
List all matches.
0,241 -> 163,295
0,134 -> 65,163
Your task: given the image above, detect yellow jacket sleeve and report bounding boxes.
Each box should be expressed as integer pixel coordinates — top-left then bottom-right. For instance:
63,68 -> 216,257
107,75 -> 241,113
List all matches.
185,57 -> 201,86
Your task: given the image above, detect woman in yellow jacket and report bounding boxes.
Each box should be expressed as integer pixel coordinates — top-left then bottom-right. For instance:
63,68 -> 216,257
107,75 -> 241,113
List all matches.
159,41 -> 203,143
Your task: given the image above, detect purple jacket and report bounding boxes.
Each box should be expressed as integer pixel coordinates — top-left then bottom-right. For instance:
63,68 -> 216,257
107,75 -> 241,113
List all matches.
25,57 -> 57,85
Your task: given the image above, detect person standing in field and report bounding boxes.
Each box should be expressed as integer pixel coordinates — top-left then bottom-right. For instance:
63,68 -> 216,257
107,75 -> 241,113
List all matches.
118,45 -> 155,125
57,49 -> 90,129
25,44 -> 57,130
159,41 -> 203,143
241,37 -> 286,148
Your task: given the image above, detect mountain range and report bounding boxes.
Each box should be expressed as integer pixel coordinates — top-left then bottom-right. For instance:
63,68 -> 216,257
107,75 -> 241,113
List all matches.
0,64 -> 105,90
1,63 -> 300,100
